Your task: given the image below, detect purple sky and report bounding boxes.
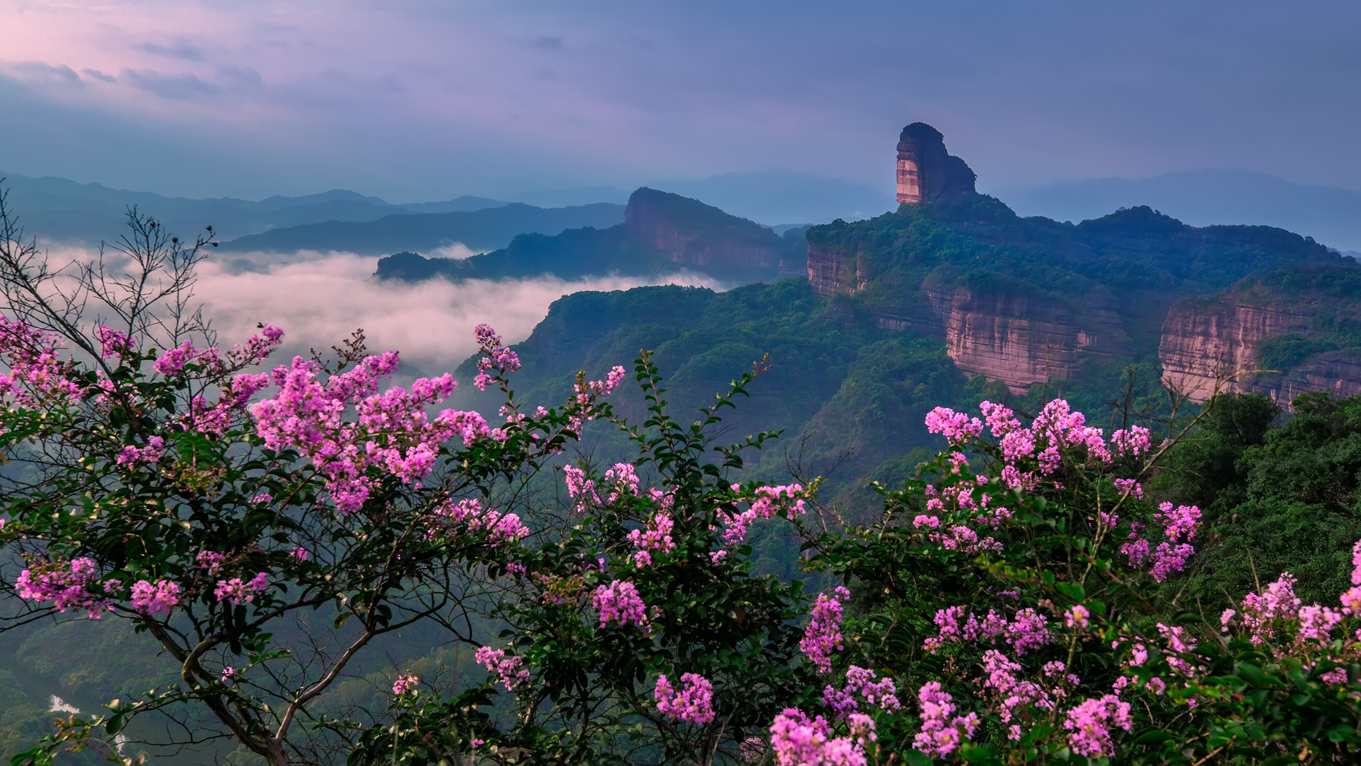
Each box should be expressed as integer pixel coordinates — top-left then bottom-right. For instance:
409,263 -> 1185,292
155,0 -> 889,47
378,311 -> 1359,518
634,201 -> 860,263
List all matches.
1,0 -> 1358,201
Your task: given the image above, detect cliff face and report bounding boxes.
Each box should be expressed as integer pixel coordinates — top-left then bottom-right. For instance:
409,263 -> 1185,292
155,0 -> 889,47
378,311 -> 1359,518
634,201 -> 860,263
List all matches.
938,287 -> 1130,393
896,123 -> 978,205
1158,300 -> 1310,401
1159,267 -> 1361,404
624,187 -> 783,273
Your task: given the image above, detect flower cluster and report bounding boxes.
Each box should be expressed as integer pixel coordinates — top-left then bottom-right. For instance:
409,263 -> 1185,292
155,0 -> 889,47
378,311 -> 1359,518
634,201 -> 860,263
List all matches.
425,498 -> 529,545
717,483 -> 807,548
1119,501 -> 1202,583
801,586 -> 849,673
626,511 -> 674,567
251,341 -> 491,512
214,572 -> 269,606
15,557 -> 109,618
769,708 -> 870,766
392,674 -> 419,695
1062,695 -> 1132,757
592,580 -> 649,628
913,682 -> 980,758
116,436 -> 165,467
129,579 -> 180,615
653,673 -> 715,725
822,666 -> 899,719
472,324 -> 521,391
0,317 -> 82,406
924,605 -> 1053,656
475,646 -> 529,690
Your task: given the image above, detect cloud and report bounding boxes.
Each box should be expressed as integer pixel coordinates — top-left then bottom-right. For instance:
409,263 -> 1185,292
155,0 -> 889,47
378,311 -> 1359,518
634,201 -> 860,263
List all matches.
191,250 -> 723,375
121,68 -> 218,99
135,41 -> 205,61
426,242 -> 483,260
8,62 -> 81,84
81,68 -> 118,83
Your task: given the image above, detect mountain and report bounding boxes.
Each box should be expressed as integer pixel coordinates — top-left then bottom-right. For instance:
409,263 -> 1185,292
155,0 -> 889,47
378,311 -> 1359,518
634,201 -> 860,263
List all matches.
375,188 -> 807,284
0,170 -> 509,244
1000,169 -> 1361,252
441,125 -> 1361,517
218,202 -> 625,255
506,172 -> 895,227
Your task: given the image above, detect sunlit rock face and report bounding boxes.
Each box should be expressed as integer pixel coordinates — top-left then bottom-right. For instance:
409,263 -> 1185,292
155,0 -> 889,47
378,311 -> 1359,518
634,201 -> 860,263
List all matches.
1159,292 -> 1361,406
896,123 -> 977,205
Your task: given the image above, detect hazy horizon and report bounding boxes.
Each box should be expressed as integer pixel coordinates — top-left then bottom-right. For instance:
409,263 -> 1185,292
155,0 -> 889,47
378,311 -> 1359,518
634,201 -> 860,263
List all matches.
2,1 -> 1359,203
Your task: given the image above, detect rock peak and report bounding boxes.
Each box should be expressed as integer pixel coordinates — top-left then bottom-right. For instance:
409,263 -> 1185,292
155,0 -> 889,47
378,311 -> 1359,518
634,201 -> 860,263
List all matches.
896,122 -> 977,204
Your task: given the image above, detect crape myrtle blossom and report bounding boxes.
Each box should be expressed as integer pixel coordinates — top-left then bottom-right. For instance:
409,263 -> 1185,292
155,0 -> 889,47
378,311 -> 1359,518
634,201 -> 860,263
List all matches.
15,557 -> 111,618
94,325 -> 132,358
116,435 -> 165,467
801,586 -> 850,672
717,483 -> 807,548
129,579 -> 180,615
1063,695 -> 1132,757
424,498 -> 529,545
822,666 -> 900,718
249,347 -> 491,513
0,317 -> 82,406
913,682 -> 980,759
472,324 -> 521,391
1119,502 -> 1203,583
592,579 -> 649,628
391,674 -> 419,695
475,646 -> 530,691
215,572 -> 269,606
653,673 -> 715,725
769,707 -> 870,766
626,511 -> 675,567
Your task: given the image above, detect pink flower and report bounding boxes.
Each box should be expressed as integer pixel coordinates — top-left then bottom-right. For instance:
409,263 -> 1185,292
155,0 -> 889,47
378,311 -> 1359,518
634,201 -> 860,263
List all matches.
1063,695 -> 1132,757
627,512 -> 675,567
913,682 -> 980,758
94,326 -> 132,358
654,673 -> 715,725
215,572 -> 269,606
801,586 -> 849,673
475,646 -> 529,690
1065,605 -> 1090,630
593,580 -> 649,628
392,673 -> 419,695
769,708 -> 868,766
15,557 -> 110,618
822,666 -> 900,718
129,579 -> 180,615
925,407 -> 984,444
116,436 -> 165,467
221,667 -> 235,682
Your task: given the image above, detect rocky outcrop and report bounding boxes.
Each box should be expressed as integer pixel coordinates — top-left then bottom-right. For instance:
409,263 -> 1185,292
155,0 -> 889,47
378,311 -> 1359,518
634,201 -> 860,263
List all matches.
939,286 -> 1130,393
1158,294 -> 1361,405
896,123 -> 977,205
624,187 -> 783,273
1158,300 -> 1310,401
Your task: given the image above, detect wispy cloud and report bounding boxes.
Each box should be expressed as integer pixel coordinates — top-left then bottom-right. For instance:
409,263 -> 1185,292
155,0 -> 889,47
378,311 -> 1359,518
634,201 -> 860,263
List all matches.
135,41 -> 204,61
192,250 -> 722,375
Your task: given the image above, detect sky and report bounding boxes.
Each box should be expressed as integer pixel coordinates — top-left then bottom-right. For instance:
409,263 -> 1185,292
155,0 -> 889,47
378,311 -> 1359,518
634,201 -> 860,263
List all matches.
1,0 -> 1359,202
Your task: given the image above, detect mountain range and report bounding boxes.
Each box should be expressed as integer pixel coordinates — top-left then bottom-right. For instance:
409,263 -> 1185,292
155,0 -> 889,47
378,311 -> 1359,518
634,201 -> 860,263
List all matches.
999,169 -> 1361,252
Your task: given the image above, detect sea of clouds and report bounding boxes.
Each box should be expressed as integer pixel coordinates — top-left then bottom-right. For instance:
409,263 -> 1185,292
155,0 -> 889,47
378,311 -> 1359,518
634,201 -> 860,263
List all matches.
191,249 -> 721,376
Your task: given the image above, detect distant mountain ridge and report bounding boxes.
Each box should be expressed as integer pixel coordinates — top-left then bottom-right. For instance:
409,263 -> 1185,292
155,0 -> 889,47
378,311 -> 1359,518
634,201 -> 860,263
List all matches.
0,170 -> 508,244
374,188 -> 808,284
217,202 -> 625,256
1001,169 -> 1361,252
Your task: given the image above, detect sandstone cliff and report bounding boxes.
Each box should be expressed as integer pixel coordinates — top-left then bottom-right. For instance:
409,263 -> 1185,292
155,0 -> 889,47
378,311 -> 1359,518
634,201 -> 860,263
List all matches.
896,123 -> 977,205
1159,265 -> 1361,404
808,122 -> 1353,397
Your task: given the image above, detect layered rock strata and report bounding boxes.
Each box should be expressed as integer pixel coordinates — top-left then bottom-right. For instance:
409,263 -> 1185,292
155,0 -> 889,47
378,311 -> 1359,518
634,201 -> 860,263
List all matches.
896,123 -> 978,205
1158,299 -> 1361,404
